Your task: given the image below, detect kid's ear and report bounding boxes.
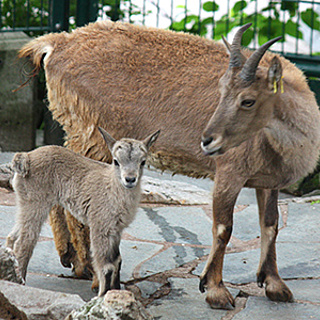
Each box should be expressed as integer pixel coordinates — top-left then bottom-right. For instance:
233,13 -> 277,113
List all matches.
98,127 -> 116,151
268,56 -> 283,93
143,130 -> 161,150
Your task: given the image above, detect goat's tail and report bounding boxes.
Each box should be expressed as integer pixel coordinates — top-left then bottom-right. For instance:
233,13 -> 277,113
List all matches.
18,32 -> 67,77
12,153 -> 30,178
0,162 -> 14,190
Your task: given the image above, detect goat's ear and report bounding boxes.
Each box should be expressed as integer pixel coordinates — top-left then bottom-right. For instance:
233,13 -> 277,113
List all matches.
143,130 -> 161,150
221,35 -> 231,54
98,127 -> 116,151
268,56 -> 282,93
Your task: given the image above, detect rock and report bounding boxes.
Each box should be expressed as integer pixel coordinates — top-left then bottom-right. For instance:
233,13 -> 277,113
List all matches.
0,280 -> 85,320
67,290 -> 153,320
141,176 -> 210,205
0,244 -> 23,284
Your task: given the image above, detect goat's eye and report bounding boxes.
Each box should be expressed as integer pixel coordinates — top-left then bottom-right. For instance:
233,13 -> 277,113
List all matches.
114,159 -> 119,166
241,99 -> 255,109
141,160 -> 146,167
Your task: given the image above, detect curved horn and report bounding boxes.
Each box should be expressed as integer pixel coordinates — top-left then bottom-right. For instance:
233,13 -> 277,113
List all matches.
239,36 -> 282,83
229,23 -> 252,68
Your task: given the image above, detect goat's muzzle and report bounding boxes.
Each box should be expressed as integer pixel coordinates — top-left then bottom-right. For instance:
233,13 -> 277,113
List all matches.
201,135 -> 223,156
123,176 -> 138,189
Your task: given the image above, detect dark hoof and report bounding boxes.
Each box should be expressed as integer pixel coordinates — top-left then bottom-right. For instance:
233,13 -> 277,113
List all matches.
60,253 -> 72,268
60,242 -> 76,268
206,286 -> 235,310
199,275 -> 207,293
265,277 -> 294,302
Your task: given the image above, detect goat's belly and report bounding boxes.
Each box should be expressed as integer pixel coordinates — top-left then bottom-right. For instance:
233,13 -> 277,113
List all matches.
246,157 -> 317,190
60,200 -> 88,225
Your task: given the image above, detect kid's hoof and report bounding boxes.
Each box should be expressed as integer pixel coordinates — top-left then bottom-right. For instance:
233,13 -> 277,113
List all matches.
265,277 -> 294,302
205,286 -> 235,310
91,274 -> 99,293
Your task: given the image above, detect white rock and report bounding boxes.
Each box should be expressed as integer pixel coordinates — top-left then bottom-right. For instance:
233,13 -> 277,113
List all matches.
141,176 -> 211,205
67,290 -> 153,320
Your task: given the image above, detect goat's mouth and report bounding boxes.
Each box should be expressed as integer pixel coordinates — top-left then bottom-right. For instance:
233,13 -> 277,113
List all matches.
201,137 -> 223,157
123,183 -> 137,189
202,145 -> 223,157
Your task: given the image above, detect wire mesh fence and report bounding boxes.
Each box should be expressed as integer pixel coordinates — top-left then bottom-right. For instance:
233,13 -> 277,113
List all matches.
1,0 -> 320,75
96,0 -> 320,57
0,0 -> 52,34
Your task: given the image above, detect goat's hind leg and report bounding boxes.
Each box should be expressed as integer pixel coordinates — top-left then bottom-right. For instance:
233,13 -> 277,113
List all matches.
256,189 -> 293,302
6,222 -> 21,249
11,201 -> 49,280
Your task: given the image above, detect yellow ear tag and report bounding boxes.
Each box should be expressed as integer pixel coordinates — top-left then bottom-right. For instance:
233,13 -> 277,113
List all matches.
273,77 -> 284,94
280,76 -> 284,94
273,78 -> 277,94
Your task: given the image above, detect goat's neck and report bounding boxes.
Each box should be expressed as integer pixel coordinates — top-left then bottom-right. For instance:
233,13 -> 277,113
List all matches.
264,98 -> 314,157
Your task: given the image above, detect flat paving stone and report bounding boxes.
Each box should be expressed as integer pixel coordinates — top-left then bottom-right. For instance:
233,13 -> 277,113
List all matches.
0,205 -> 53,238
0,153 -> 14,165
0,205 -> 16,238
27,240 -> 73,276
278,203 -> 320,243
135,280 -> 163,299
147,277 -> 238,320
127,206 -> 213,246
232,296 -> 320,320
120,239 -> 163,282
287,279 -> 320,303
26,274 -> 96,302
233,204 -> 283,241
194,241 -> 320,284
139,245 -> 209,278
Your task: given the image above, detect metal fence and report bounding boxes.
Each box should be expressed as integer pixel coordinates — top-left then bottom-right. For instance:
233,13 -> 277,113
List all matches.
1,0 -> 320,77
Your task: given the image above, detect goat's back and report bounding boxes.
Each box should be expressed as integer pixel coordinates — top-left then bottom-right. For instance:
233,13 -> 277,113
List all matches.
19,21 -> 316,180
12,146 -> 108,202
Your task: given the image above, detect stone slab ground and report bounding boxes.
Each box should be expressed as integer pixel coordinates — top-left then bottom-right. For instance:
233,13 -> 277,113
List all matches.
0,152 -> 319,319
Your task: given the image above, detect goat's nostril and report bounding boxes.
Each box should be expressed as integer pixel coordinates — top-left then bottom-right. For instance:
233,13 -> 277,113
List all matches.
125,177 -> 136,184
202,137 -> 213,147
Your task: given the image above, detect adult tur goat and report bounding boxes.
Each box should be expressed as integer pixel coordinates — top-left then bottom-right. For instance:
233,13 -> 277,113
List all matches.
18,21 -> 320,309
6,128 -> 160,296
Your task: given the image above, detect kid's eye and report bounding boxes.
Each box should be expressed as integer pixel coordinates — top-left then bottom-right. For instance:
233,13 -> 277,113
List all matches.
114,159 -> 119,166
141,160 -> 146,166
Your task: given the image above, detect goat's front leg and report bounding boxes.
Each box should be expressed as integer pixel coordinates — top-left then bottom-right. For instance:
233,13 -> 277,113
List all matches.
90,223 -> 122,296
199,171 -> 245,309
256,189 -> 293,302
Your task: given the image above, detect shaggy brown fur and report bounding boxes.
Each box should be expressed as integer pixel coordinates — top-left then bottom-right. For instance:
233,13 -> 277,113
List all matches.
18,21 -> 320,308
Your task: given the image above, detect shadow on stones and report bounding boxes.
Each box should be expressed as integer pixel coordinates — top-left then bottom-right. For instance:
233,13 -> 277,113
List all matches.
143,208 -> 205,265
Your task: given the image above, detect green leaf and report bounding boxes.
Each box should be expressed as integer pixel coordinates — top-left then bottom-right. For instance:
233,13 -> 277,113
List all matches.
301,8 -> 320,31
258,19 -> 284,45
232,1 -> 247,15
281,1 -> 298,17
203,1 -> 219,13
241,28 -> 254,46
285,20 -> 303,39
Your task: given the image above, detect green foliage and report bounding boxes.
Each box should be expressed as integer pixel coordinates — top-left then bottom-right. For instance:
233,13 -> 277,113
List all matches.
1,0 -> 49,30
0,0 -> 142,33
169,0 -> 319,48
